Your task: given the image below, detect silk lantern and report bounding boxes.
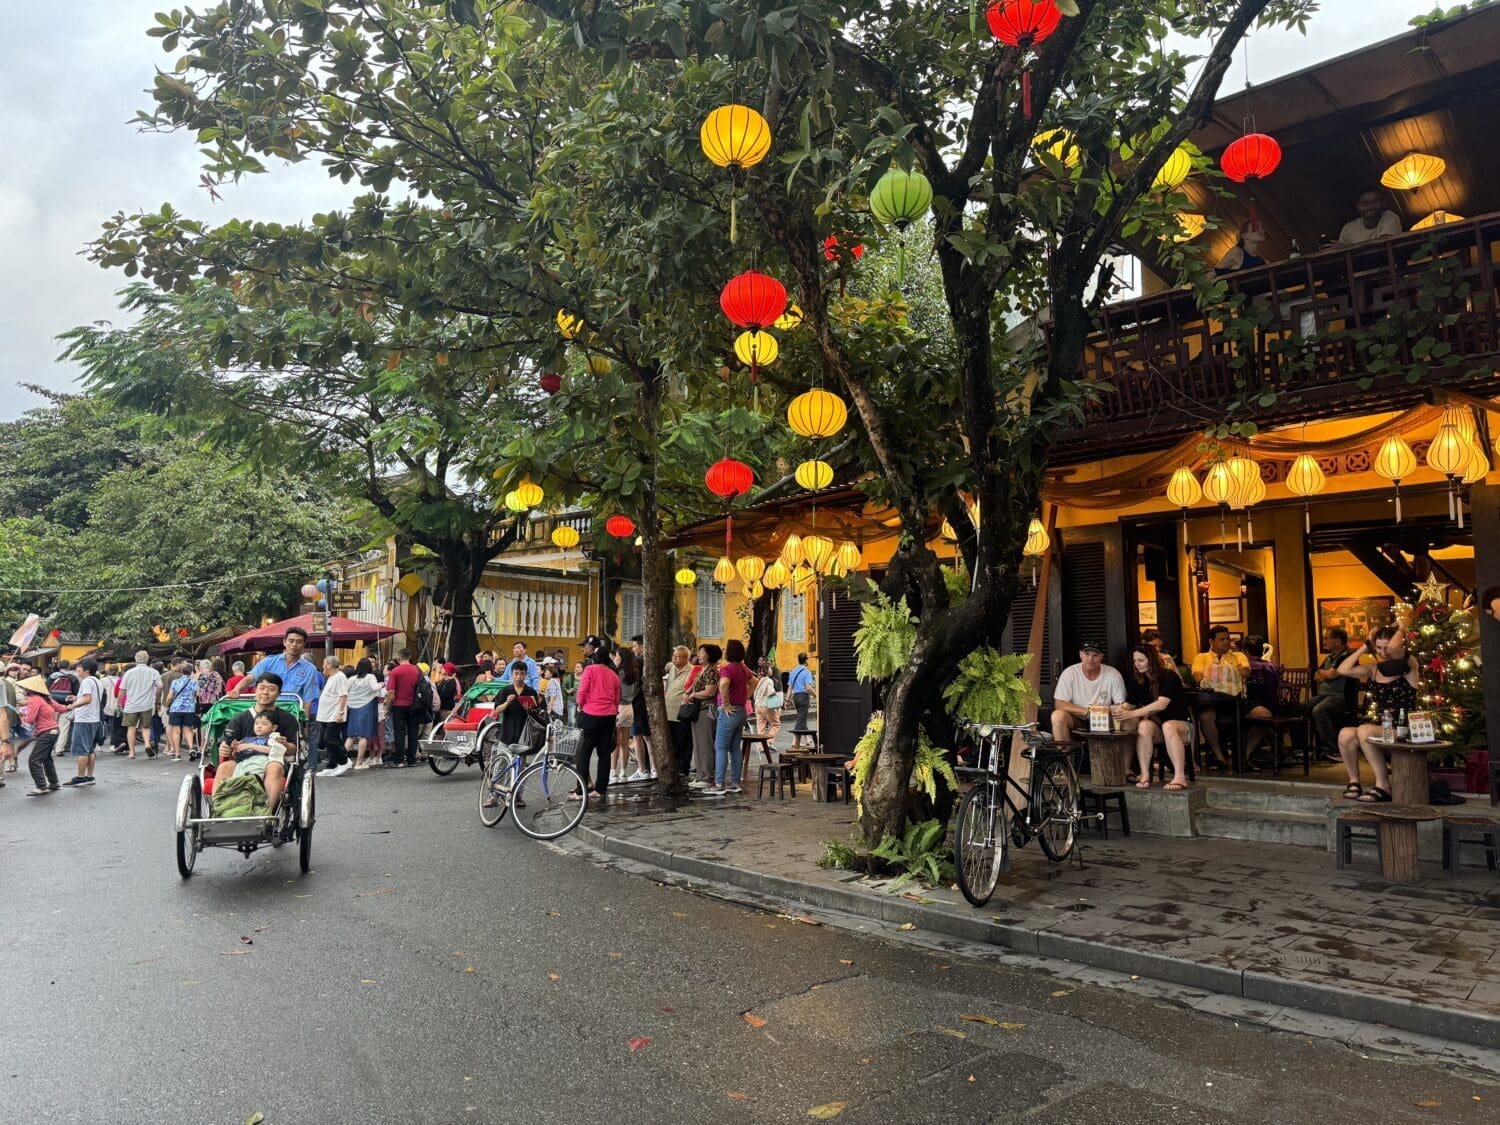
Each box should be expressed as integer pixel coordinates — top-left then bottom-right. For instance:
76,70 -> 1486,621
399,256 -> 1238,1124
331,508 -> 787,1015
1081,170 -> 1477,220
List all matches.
835,540 -> 862,572
763,559 -> 789,590
795,459 -> 834,491
1381,153 -> 1445,193
706,456 -> 755,558
775,303 -> 804,331
1428,421 -> 1470,525
675,567 -> 698,587
780,533 -> 805,568
735,556 -> 766,585
700,104 -> 772,242
870,168 -> 933,279
1201,459 -> 1235,548
986,1 -> 1063,119
514,479 -> 544,508
1373,434 -> 1417,522
1032,128 -> 1079,170
551,525 -> 580,550
556,310 -> 582,339
787,388 -> 848,439
733,329 -> 778,381
604,514 -> 636,539
539,371 -> 562,395
585,354 -> 611,377
721,271 -> 787,332
713,556 -> 736,585
1284,454 -> 1326,533
1153,144 -> 1194,191
1221,131 -> 1281,184
802,534 -> 835,574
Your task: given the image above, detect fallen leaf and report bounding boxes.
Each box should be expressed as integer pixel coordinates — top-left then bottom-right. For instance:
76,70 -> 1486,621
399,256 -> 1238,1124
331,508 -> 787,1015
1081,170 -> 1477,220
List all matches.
660,1007 -> 675,1014
1414,1101 -> 1441,1108
936,1026 -> 967,1039
999,1022 -> 1025,1032
246,1115 -> 265,1125
360,979 -> 376,985
546,910 -> 560,917
452,951 -> 465,957
295,894 -> 312,899
808,1103 -> 847,1119
1129,975 -> 1140,981
838,959 -> 854,966
960,1013 -> 999,1026
897,922 -> 916,931
1050,989 -> 1074,998
794,916 -> 822,926
743,1013 -> 768,1029
672,912 -> 688,918
221,950 -> 251,957
546,973 -> 560,982
860,1058 -> 870,1064
239,936 -> 254,945
464,966 -> 476,974
935,964 -> 950,972
726,1092 -> 748,1102
463,1077 -> 472,1083
991,915 -> 1006,922
628,1036 -> 652,1052
608,952 -> 623,960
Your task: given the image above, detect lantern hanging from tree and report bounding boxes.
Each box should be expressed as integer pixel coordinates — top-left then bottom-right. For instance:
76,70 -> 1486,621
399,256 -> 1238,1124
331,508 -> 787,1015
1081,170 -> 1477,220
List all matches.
706,456 -> 755,558
1032,128 -> 1079,170
1153,144 -> 1194,191
556,310 -> 582,339
515,479 -> 544,508
733,330 -> 779,381
1373,434 -> 1417,523
780,533 -> 805,568
775,303 -> 804,331
763,559 -> 789,590
675,566 -> 698,587
1168,212 -> 1206,242
713,556 -> 736,585
700,104 -> 773,242
986,0 -> 1063,120
1284,454 -> 1326,533
795,459 -> 834,491
503,490 -> 525,513
787,388 -> 848,439
585,354 -> 611,377
721,271 -> 787,332
1221,130 -> 1281,183
870,168 -> 933,280
539,371 -> 562,395
604,514 -> 636,539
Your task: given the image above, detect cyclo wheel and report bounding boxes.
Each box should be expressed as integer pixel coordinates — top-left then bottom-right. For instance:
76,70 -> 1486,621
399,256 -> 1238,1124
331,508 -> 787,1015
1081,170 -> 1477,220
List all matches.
1034,755 -> 1081,863
175,775 -> 202,879
953,779 -> 1007,907
477,748 -> 517,828
510,757 -> 587,840
429,755 -> 459,776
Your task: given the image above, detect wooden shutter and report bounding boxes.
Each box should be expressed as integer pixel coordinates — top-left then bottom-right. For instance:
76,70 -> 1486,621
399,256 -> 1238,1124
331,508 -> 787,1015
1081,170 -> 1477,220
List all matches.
817,589 -> 873,756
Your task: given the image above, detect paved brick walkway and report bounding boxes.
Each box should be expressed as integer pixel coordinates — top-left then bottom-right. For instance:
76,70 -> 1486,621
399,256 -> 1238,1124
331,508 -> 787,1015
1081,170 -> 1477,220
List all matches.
584,790 -> 1500,1045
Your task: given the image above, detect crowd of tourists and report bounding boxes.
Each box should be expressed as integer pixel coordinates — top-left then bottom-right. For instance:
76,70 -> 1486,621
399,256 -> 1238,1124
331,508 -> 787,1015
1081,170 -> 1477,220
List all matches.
0,625 -> 816,804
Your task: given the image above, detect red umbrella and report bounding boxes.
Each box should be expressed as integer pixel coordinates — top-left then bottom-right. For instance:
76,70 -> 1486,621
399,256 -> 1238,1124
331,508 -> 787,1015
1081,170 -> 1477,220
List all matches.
214,613 -> 400,655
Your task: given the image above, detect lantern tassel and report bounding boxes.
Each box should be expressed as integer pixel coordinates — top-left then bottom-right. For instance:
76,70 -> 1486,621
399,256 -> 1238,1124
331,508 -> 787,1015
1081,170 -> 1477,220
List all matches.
730,193 -> 737,244
970,0 -> 977,35
1022,70 -> 1032,121
1304,503 -> 1311,534
898,238 -> 907,282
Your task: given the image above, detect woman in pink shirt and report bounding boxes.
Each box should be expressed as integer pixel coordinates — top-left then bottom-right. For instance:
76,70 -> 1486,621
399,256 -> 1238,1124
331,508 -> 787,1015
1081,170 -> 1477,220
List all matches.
707,639 -> 757,796
573,647 -> 621,802
15,675 -> 70,795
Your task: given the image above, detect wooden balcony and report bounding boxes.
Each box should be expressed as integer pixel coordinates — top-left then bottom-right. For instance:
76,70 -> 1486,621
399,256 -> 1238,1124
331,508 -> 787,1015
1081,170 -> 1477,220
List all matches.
1052,212 -> 1500,462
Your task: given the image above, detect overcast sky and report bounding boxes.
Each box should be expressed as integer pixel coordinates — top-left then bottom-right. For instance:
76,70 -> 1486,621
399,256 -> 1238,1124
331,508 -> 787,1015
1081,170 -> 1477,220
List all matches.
0,1 -> 1418,420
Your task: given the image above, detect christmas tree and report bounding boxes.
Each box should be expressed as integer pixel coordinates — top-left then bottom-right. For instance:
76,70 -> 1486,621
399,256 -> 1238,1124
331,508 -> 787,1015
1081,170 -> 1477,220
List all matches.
1395,575 -> 1485,760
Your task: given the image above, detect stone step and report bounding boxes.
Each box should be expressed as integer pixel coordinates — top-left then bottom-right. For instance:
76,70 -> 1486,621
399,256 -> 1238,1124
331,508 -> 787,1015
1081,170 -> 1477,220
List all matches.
1193,807 -> 1328,849
1200,782 -> 1335,817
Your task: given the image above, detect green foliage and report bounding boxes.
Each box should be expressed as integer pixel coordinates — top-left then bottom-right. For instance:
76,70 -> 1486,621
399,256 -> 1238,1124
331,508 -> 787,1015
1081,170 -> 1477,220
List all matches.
853,592 -> 917,683
870,819 -> 954,893
817,837 -> 865,872
1410,2 -> 1492,30
942,648 -> 1041,726
850,711 -> 957,811
0,518 -> 48,628
941,565 -> 970,605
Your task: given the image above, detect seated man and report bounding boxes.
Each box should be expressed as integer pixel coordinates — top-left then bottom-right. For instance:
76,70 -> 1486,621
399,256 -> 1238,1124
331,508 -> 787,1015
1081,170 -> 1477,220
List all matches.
1190,625 -> 1248,767
1332,189 -> 1400,248
1049,642 -> 1126,743
1307,626 -> 1354,759
216,673 -> 301,811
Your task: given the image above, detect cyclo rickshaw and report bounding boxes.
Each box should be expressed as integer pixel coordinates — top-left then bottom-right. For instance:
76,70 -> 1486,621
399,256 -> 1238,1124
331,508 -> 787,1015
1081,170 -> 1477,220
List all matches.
420,680 -> 512,776
174,694 -> 316,878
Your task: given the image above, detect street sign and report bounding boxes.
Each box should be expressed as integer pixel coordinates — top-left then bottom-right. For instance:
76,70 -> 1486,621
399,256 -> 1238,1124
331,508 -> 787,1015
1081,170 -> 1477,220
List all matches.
331,592 -> 363,611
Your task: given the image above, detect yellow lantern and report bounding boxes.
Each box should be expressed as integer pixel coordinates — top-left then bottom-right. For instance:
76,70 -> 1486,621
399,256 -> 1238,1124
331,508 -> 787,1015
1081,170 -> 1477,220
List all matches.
787,388 -> 848,439
733,329 -> 779,372
780,533 -> 805,568
1285,454 -> 1326,532
675,567 -> 698,587
551,525 -> 580,550
802,534 -> 835,573
700,104 -> 772,169
746,579 -> 765,600
514,479 -> 544,508
835,540 -> 862,572
503,490 -> 526,513
1380,152 -> 1446,192
1461,441 -> 1489,485
791,564 -> 818,596
1152,144 -> 1194,191
735,556 -> 766,584
585,354 -> 611,377
1428,422 -> 1469,478
1201,460 -> 1234,506
1168,212 -> 1206,242
1165,466 -> 1201,510
1032,128 -> 1080,169
713,556 -> 736,584
1413,210 -> 1463,230
763,559 -> 789,590
774,303 -> 803,331
1373,434 -> 1418,522
1022,518 -> 1050,557
556,309 -> 582,339
794,459 -> 834,491
1441,406 -> 1477,443
1224,456 -> 1260,505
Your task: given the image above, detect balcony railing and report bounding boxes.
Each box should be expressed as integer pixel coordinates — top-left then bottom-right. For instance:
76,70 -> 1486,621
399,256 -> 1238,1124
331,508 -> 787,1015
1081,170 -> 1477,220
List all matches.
1055,212 -> 1500,457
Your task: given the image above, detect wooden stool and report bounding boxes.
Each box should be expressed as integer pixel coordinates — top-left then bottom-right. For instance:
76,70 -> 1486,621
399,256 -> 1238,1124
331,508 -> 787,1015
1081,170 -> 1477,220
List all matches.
1335,811 -> 1383,871
757,761 -> 797,800
1442,816 -> 1500,873
1362,806 -> 1443,884
1081,788 -> 1129,838
822,765 -> 852,804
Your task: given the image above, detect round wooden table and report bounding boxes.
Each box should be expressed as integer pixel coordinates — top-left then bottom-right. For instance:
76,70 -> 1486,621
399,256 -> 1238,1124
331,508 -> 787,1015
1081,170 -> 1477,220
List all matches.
1082,730 -> 1137,787
1368,738 -> 1452,806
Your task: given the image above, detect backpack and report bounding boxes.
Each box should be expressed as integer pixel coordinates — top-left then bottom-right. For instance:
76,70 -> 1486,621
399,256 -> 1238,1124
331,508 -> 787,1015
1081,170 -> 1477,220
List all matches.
414,675 -> 436,721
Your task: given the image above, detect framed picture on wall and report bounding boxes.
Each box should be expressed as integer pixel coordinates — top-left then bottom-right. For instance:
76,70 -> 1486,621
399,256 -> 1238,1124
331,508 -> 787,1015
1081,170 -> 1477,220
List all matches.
1207,597 -> 1242,624
1317,596 -> 1396,650
1138,603 -> 1158,626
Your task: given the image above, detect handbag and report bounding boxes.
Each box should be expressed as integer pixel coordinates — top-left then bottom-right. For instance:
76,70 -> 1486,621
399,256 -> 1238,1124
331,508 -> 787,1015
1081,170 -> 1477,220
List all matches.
523,709 -> 548,753
764,690 -> 784,710
676,700 -> 701,723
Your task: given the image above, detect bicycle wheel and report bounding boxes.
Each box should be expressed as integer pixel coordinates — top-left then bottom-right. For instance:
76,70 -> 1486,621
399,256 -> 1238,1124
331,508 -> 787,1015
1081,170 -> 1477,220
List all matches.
510,757 -> 587,840
953,780 -> 1007,907
477,748 -> 517,828
1034,756 -> 1081,862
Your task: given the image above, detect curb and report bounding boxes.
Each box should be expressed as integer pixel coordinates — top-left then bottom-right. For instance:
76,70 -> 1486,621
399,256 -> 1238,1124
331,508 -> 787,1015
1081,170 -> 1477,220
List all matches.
576,823 -> 1500,1052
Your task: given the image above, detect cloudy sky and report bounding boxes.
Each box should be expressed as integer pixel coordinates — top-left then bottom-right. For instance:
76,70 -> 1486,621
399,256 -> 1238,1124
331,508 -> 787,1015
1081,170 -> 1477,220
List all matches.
0,1 -> 1418,420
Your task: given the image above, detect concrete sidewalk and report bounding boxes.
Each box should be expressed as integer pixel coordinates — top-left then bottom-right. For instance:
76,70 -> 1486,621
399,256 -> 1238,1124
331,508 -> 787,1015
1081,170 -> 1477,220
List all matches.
575,793 -> 1500,1051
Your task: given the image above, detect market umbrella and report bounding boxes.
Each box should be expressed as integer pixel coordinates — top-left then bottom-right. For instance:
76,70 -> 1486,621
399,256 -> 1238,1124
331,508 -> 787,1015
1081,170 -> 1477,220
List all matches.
214,613 -> 400,655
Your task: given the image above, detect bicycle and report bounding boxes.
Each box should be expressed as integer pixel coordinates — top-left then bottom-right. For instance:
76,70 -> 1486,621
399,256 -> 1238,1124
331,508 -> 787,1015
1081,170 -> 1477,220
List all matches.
476,720 -> 586,840
952,721 -> 1089,907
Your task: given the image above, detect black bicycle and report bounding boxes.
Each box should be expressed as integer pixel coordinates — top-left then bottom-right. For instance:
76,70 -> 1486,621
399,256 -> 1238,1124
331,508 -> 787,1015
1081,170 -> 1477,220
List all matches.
952,722 -> 1087,907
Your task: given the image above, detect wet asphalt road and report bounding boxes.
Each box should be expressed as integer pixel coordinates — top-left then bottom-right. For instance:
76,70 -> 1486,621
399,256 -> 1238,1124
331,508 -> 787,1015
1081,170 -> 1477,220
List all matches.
1,754 -> 1495,1124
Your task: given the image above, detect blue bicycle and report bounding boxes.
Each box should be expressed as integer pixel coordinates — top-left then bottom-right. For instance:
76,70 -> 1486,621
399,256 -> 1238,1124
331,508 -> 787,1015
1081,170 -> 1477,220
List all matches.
476,721 -> 586,840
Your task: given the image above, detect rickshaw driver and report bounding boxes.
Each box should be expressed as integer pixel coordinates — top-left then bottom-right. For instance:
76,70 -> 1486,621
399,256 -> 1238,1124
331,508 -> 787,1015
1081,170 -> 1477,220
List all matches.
216,673 -> 301,811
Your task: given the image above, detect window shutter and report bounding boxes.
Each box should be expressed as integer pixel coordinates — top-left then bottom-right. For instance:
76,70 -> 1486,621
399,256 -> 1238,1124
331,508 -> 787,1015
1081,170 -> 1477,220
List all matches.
695,574 -> 724,638
1062,541 -> 1108,660
780,592 -> 807,643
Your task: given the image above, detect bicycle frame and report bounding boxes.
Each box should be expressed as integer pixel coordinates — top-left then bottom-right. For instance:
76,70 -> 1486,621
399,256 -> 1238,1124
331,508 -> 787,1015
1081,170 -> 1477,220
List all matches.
969,724 -> 1062,842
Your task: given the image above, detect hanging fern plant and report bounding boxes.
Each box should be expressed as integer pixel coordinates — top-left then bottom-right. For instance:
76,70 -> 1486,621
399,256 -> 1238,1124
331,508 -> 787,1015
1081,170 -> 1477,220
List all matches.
852,591 -> 917,682
942,647 -> 1039,726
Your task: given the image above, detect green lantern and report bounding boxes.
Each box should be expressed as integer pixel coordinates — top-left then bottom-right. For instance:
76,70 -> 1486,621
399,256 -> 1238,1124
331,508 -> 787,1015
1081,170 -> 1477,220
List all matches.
870,168 -> 933,280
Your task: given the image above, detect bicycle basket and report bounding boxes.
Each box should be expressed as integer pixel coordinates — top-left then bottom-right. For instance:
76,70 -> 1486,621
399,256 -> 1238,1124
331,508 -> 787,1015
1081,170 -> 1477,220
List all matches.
547,721 -> 582,758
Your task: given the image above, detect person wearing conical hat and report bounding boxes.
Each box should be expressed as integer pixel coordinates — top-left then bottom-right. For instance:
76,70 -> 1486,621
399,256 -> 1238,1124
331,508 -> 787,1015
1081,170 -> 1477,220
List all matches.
14,675 -> 70,796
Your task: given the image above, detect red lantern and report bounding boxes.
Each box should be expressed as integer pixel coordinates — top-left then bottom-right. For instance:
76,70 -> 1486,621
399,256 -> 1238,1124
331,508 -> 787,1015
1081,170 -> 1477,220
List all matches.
177,627 -> 190,639
604,514 -> 636,538
539,371 -> 562,395
987,0 -> 1062,120
1221,132 -> 1281,183
720,271 -> 787,331
705,457 -> 755,500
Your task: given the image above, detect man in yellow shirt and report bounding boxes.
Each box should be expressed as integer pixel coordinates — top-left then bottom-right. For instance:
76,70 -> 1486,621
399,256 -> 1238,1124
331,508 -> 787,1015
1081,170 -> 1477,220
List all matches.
1190,626 -> 1249,767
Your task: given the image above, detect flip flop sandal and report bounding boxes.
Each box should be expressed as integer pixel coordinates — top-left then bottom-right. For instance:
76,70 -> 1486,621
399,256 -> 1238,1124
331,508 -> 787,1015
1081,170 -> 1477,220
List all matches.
1341,782 -> 1363,800
1356,786 -> 1392,803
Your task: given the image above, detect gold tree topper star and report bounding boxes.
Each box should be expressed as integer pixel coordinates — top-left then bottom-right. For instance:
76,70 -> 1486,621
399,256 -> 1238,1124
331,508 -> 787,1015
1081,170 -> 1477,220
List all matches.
1415,574 -> 1450,606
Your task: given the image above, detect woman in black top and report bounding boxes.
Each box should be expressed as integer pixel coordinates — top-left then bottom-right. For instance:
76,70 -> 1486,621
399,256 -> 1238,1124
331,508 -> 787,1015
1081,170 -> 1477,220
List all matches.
494,661 -> 540,746
1334,625 -> 1420,803
1113,646 -> 1193,791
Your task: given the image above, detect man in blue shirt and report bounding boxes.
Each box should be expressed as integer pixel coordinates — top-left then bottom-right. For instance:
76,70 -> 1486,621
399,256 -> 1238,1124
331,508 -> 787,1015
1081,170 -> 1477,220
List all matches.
511,641 -> 540,692
788,652 -> 816,741
246,626 -> 324,761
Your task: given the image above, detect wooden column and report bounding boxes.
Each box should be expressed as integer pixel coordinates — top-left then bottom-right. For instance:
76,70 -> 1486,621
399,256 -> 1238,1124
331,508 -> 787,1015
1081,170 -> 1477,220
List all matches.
1014,503 -> 1061,785
1472,484 -> 1500,804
